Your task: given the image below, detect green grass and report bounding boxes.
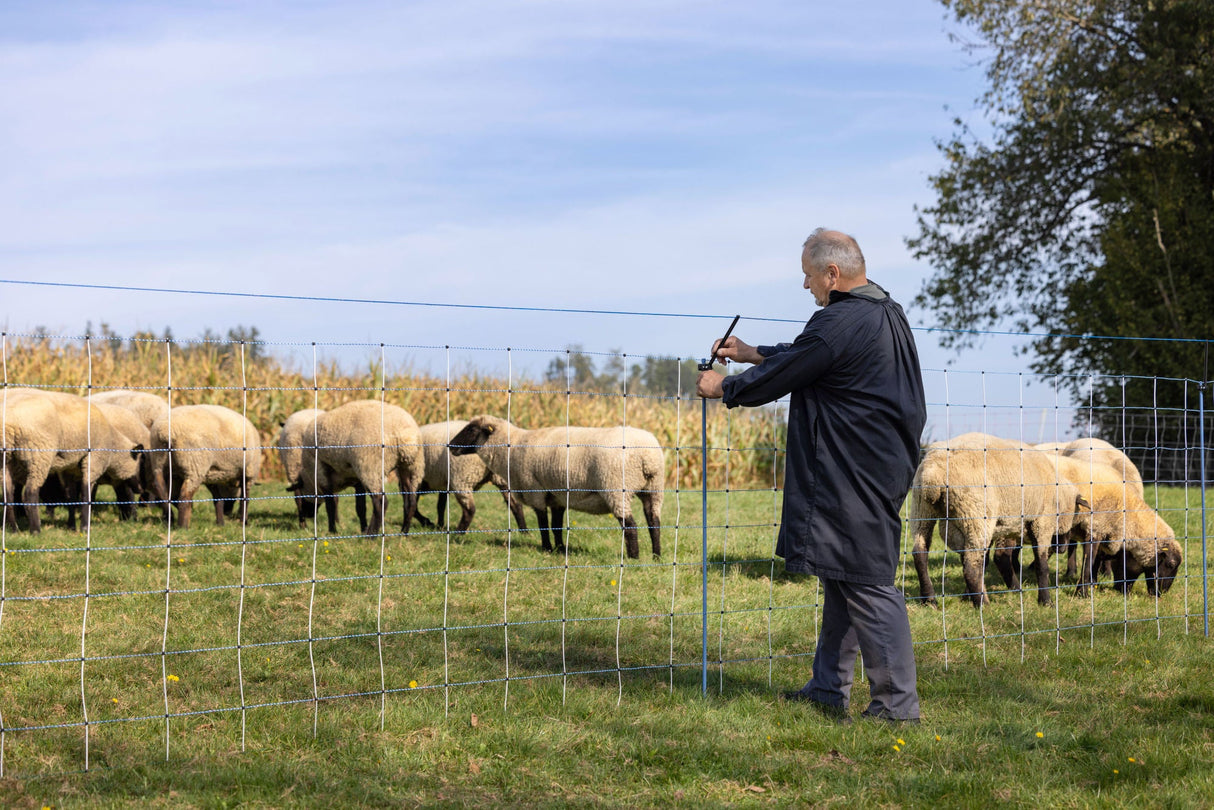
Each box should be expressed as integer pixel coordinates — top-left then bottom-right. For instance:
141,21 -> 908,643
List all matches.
1,483 -> 1212,808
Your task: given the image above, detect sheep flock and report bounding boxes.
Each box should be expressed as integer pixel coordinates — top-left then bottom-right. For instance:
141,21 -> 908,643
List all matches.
0,386 -> 1188,603
1,388 -> 666,560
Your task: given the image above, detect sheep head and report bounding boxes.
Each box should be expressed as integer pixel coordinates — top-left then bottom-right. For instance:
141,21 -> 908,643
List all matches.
449,415 -> 504,457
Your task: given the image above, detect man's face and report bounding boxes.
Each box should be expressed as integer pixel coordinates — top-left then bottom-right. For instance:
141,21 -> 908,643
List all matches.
801,249 -> 834,307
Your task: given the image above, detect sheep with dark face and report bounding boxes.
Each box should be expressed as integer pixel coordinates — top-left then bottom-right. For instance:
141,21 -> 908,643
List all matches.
1050,454 -> 1182,599
297,400 -> 424,536
448,414 -> 663,559
416,420 -> 529,534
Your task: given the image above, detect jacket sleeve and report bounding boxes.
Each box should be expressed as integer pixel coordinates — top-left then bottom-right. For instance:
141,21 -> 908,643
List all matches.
721,334 -> 834,408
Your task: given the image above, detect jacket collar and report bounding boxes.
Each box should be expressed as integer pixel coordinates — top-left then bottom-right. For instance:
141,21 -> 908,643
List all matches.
828,281 -> 888,304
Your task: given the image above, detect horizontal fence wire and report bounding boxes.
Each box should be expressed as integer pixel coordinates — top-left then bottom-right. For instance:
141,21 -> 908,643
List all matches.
0,323 -> 1210,780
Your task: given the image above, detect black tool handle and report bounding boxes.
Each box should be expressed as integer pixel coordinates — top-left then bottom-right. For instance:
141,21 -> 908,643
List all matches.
698,315 -> 741,371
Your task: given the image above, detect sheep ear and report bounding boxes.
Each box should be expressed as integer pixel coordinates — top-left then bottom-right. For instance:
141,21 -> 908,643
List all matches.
1076,495 -> 1091,511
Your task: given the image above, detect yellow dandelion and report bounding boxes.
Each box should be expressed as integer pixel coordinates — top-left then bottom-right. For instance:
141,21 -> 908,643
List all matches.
1128,757 -> 1136,763
386,555 -> 392,562
177,557 -> 184,563
892,745 -> 900,752
897,738 -> 906,745
935,735 -> 941,741
298,544 -> 304,549
409,680 -> 418,689
112,698 -> 118,704
1036,732 -> 1044,738
610,579 -> 617,587
1114,769 -> 1120,775
323,540 -> 329,547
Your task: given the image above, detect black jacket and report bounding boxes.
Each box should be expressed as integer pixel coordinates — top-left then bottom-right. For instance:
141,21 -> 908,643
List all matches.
721,284 -> 926,585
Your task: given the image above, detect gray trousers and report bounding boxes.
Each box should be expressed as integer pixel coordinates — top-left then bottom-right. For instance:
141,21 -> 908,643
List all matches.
802,577 -> 920,720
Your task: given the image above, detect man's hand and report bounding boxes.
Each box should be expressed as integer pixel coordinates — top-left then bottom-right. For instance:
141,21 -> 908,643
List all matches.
696,370 -> 724,399
712,336 -> 762,365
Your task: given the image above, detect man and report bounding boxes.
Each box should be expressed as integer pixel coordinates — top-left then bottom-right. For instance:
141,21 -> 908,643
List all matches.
696,228 -> 926,723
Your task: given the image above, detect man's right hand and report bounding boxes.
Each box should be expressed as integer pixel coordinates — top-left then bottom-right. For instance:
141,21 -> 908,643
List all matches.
712,336 -> 763,365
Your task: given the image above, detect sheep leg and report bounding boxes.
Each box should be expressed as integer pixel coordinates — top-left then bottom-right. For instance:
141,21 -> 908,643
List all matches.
354,485 -> 370,533
175,478 -> 200,529
452,490 -> 475,534
619,516 -> 640,560
641,494 -> 661,558
413,486 -> 438,530
992,545 -> 1021,591
399,486 -> 417,536
211,485 -> 227,527
1029,539 -> 1053,607
1073,530 -> 1098,597
501,489 -> 529,533
365,488 -> 386,536
534,508 -> 553,551
960,548 -> 988,607
549,505 -> 566,553
21,478 -> 44,534
910,517 -> 937,605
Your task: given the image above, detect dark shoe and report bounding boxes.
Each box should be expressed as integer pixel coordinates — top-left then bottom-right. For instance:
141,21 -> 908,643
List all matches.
860,708 -> 920,725
781,690 -> 852,724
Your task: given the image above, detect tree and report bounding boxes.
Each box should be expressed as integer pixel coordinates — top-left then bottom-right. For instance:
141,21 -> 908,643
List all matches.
909,0 -> 1214,412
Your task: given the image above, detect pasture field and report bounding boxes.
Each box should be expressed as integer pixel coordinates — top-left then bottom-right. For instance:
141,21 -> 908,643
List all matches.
1,481 -> 1212,807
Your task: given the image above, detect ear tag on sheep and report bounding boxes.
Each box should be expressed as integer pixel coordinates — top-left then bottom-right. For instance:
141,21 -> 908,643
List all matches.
698,314 -> 741,372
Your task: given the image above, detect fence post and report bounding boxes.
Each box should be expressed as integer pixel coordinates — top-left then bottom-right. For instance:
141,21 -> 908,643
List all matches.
700,372 -> 710,695
1201,382 -> 1210,638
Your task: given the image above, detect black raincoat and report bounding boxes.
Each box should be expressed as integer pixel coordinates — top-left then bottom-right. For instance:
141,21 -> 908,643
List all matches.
721,283 -> 926,585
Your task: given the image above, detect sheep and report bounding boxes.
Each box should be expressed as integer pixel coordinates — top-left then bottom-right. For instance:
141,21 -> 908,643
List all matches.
1035,437 -> 1145,579
1048,455 -> 1182,598
149,404 -> 262,529
448,414 -> 664,559
297,400 -> 424,536
1,390 -> 142,533
909,433 -> 1090,607
275,408 -> 326,528
415,420 -> 529,534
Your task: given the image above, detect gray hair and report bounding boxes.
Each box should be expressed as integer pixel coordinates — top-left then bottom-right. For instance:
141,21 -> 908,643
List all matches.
802,228 -> 866,279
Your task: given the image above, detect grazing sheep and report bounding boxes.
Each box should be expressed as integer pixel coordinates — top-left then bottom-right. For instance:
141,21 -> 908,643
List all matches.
275,408 -> 326,528
910,433 -> 1090,607
149,404 -> 262,529
297,400 -> 424,536
1049,455 -> 1182,598
448,414 -> 664,559
1,390 -> 142,533
415,420 -> 529,534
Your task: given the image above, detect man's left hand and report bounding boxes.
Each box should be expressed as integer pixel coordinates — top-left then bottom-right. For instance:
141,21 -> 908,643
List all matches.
696,370 -> 724,399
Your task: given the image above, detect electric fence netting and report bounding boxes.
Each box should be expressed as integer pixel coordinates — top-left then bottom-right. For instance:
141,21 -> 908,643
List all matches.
0,319 -> 1209,780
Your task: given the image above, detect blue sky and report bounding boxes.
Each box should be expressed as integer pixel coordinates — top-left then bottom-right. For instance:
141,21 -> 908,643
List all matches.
1,0 -> 1050,421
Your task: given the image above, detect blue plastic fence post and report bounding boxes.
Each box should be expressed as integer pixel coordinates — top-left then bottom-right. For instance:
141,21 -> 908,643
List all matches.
701,374 -> 710,695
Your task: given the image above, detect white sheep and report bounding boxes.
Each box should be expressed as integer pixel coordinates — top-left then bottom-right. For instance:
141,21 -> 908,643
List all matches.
297,400 -> 424,536
1,390 -> 142,533
910,433 -> 1090,607
275,408 -> 326,528
149,404 -> 262,529
448,414 -> 664,559
415,420 -> 529,534
1049,455 -> 1181,598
